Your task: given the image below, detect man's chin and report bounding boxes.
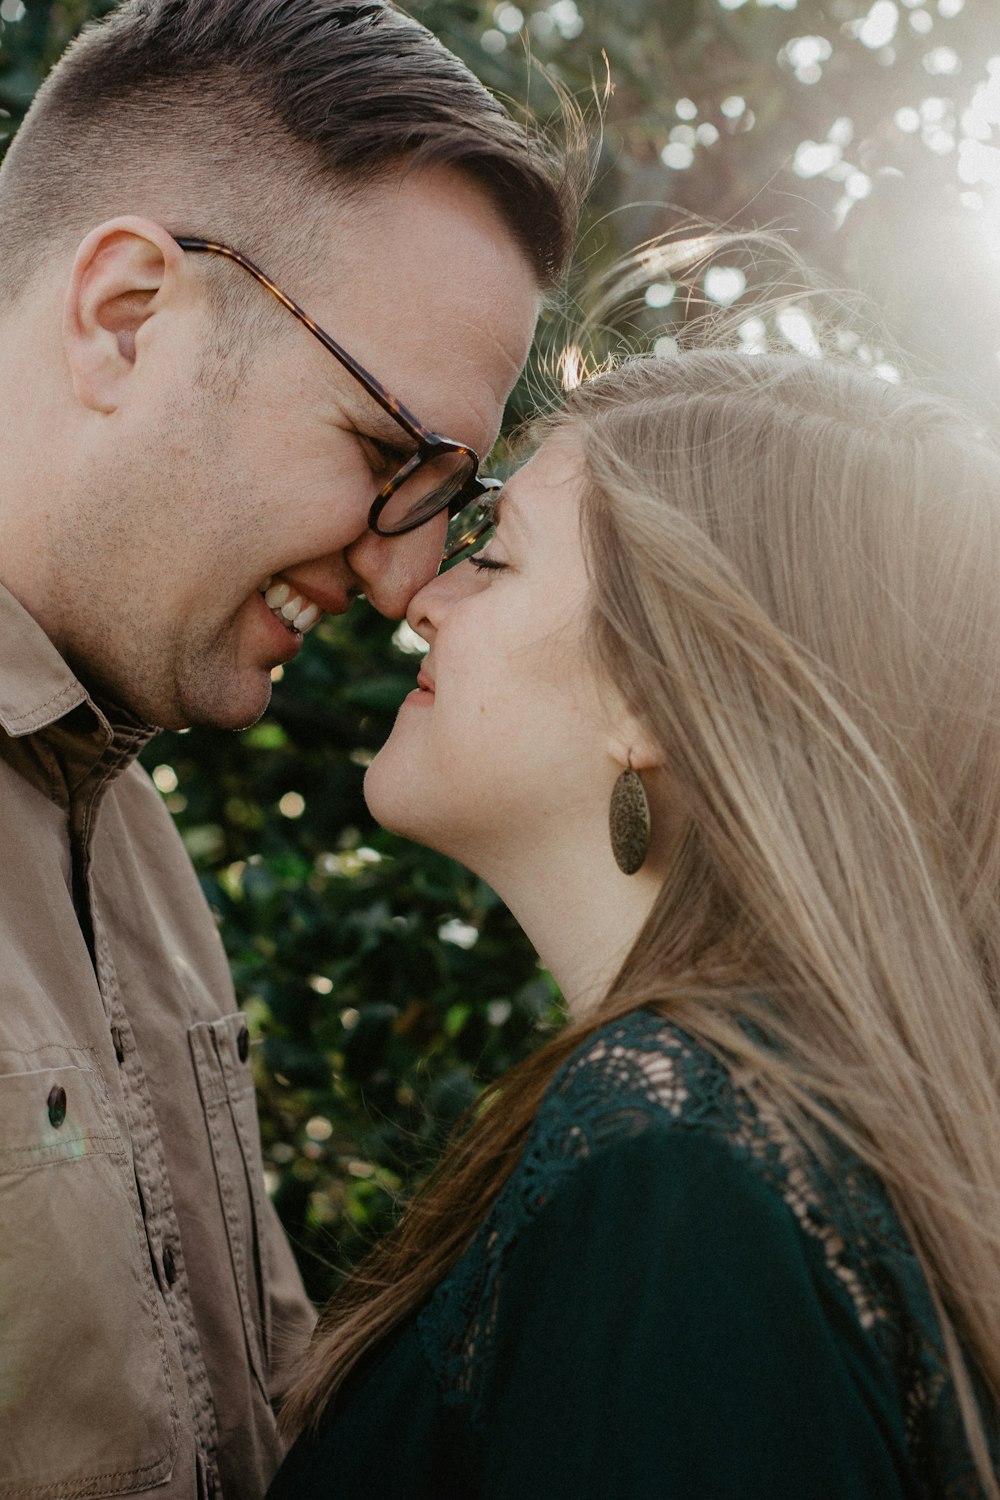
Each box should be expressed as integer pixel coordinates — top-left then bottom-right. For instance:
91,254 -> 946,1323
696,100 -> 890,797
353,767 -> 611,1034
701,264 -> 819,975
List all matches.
169,676 -> 273,733
70,643 -> 276,733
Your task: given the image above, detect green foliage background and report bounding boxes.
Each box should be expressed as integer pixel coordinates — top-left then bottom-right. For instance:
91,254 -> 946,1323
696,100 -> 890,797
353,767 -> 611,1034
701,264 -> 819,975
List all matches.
3,0 -> 998,1301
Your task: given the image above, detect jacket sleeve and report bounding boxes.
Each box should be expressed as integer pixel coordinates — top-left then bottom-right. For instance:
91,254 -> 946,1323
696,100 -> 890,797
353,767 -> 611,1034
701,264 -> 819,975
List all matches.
479,1127 -> 913,1500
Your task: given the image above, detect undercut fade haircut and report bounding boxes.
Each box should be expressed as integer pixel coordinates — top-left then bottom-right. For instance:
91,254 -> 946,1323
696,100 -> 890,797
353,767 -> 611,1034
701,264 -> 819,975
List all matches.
0,0 -> 581,309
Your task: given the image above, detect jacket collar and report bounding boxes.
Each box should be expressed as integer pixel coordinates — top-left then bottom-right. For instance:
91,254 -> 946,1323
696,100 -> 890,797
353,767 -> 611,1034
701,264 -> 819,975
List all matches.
0,581 -> 89,738
0,582 -> 156,800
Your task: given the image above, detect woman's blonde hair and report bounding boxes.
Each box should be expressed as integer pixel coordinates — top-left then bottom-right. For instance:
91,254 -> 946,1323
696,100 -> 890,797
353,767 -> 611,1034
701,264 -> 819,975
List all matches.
283,350 -> 1000,1491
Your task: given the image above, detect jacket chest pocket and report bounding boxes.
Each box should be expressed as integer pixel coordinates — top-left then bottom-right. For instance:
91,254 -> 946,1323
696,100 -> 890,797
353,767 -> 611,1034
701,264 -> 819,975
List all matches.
188,1014 -> 271,1396
0,1052 -> 178,1497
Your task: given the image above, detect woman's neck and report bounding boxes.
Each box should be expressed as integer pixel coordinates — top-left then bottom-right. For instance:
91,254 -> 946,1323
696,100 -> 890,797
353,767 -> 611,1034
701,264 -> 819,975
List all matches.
484,838 -> 664,1020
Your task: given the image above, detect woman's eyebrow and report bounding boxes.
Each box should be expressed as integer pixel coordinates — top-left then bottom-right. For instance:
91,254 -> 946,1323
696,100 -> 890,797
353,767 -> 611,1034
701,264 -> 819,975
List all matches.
490,484 -> 525,535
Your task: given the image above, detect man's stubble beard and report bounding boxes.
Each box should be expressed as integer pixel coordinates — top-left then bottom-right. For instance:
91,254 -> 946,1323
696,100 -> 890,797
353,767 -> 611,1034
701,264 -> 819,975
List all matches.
47,430 -> 272,731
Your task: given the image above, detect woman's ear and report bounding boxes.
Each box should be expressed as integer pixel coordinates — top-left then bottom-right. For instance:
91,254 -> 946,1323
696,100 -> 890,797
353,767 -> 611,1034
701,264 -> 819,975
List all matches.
608,726 -> 664,775
62,216 -> 186,412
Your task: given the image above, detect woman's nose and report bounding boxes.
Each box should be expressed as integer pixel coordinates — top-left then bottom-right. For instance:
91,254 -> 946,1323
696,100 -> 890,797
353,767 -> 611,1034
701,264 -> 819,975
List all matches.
405,573 -> 442,641
405,553 -> 480,637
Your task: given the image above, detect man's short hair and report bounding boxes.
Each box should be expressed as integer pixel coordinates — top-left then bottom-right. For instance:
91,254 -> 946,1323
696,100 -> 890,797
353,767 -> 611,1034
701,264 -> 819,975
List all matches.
0,0 -> 581,307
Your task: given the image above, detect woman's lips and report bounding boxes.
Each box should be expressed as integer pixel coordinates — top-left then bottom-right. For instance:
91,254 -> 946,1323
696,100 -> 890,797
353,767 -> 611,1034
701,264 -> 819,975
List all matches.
403,666 -> 435,706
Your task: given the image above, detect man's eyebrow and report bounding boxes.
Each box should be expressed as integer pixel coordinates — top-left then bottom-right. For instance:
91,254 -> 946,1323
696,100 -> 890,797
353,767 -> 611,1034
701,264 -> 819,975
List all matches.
369,413 -> 418,451
346,393 -> 419,453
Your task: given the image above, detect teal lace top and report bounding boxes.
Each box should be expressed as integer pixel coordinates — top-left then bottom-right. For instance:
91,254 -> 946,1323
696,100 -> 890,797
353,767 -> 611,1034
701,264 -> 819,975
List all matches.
267,1010 -> 991,1498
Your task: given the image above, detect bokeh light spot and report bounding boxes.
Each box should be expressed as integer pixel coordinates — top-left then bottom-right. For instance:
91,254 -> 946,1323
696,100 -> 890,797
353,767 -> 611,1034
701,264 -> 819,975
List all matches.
645,281 -> 677,308
392,620 -> 430,655
438,918 -> 479,949
703,266 -> 747,305
495,3 -> 524,32
152,765 -> 178,794
794,139 -> 842,177
661,141 -> 695,169
857,2 -> 899,50
776,306 -> 822,357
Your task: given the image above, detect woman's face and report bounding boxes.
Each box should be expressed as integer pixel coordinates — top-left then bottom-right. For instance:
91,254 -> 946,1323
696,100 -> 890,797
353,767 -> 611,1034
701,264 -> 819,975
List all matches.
364,435 -> 628,874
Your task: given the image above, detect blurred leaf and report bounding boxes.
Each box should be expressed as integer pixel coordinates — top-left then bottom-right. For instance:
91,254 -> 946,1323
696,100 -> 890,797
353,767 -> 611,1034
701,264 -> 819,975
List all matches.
341,675 -> 414,711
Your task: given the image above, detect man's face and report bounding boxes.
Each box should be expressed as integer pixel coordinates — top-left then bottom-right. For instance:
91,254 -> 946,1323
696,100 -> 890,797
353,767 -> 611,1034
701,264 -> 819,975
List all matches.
47,168 -> 540,729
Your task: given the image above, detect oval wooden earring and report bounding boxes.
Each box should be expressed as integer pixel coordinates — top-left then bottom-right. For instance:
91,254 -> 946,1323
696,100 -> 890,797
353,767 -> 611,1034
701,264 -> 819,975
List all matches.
609,765 -> 651,875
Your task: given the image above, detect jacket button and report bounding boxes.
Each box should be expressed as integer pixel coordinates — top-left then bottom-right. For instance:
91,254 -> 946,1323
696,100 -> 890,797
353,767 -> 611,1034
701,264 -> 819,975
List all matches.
162,1245 -> 177,1286
47,1085 -> 67,1128
237,1026 -> 250,1063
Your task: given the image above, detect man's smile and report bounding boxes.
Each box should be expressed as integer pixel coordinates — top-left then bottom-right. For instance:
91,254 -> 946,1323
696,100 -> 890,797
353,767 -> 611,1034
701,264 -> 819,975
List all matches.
258,575 -> 325,635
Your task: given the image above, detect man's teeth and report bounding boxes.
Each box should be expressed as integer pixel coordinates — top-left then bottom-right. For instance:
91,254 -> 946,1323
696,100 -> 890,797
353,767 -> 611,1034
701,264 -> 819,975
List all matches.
292,601 -> 321,630
261,580 -> 322,635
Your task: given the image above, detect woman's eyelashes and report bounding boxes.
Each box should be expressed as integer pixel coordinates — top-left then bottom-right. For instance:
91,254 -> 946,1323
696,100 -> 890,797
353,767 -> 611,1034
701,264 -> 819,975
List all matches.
470,553 -> 508,574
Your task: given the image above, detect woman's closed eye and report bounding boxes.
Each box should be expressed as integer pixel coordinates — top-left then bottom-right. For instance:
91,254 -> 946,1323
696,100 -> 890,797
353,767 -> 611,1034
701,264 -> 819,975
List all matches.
470,553 -> 508,575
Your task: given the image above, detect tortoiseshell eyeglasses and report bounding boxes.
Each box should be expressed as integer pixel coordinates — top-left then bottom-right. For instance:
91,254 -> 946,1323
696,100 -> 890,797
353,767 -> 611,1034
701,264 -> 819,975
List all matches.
174,237 -> 500,561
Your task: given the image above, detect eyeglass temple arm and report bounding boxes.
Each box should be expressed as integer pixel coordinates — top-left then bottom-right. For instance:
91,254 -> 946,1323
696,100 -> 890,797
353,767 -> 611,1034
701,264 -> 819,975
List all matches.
173,235 -> 436,442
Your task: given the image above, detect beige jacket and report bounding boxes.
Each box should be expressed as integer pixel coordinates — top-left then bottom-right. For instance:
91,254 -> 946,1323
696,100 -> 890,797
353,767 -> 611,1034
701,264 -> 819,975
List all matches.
0,583 -> 316,1499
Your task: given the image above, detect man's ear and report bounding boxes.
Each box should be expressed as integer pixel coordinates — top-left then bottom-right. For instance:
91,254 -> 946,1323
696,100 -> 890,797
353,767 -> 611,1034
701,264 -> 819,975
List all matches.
62,217 -> 187,413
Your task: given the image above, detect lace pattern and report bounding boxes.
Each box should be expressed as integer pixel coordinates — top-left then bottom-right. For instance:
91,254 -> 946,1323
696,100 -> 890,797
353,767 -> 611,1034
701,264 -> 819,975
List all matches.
416,1009 -> 983,1496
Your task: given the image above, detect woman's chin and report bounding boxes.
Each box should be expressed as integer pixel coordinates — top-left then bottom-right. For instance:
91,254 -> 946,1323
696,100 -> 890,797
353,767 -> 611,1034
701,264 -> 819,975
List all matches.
362,757 -> 402,832
363,764 -> 473,868
364,758 -> 430,844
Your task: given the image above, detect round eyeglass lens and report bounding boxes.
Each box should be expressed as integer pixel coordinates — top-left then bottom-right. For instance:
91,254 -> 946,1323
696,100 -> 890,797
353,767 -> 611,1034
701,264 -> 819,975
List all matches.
377,449 -> 475,534
443,499 -> 496,562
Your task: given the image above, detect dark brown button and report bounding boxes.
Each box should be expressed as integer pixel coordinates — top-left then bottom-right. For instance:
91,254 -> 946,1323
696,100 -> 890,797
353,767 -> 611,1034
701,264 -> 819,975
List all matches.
162,1245 -> 177,1286
47,1085 -> 67,1128
237,1026 -> 250,1063
111,1026 -> 125,1064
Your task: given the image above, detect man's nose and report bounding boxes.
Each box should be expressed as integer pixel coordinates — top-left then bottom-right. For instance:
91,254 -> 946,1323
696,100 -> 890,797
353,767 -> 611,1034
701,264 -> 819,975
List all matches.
345,513 -> 448,618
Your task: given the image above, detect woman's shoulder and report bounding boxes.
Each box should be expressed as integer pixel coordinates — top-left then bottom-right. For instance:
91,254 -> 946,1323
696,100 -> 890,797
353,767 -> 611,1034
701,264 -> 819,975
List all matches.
420,1008 -> 975,1489
510,1008 -> 755,1218
526,1007 -> 860,1214
538,1005 -> 751,1150
527,1008 -> 922,1334
448,1005 -> 922,1301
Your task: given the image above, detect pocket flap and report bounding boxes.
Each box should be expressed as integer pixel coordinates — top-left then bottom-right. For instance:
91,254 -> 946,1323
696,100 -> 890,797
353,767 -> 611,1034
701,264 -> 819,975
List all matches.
0,1060 -> 119,1170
